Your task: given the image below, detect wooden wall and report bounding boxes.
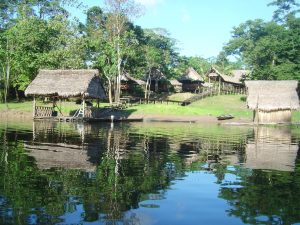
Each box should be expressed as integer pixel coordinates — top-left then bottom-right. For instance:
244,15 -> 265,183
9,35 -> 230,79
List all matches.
254,110 -> 292,124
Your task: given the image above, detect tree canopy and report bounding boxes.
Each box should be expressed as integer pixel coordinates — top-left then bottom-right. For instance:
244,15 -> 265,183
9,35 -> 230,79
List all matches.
0,0 -> 299,102
224,0 -> 300,80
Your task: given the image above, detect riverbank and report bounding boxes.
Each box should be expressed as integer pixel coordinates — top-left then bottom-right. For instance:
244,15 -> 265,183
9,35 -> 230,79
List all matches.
1,95 -> 299,123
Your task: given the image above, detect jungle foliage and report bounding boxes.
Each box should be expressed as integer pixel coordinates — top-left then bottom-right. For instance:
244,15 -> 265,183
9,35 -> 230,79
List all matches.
0,0 -> 299,103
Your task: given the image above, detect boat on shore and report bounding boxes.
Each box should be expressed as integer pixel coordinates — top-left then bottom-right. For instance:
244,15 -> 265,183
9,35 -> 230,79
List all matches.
217,114 -> 234,120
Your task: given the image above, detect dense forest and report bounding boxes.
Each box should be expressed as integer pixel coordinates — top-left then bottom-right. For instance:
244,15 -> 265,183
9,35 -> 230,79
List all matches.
0,0 -> 299,102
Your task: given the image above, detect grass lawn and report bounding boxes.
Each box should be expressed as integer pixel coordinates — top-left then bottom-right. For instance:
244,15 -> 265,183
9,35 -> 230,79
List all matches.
128,94 -> 253,118
0,94 -> 299,122
0,101 -> 33,112
0,100 -> 81,115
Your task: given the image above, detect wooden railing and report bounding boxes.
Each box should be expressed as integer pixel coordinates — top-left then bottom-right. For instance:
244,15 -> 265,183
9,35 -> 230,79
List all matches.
34,106 -> 54,117
181,86 -> 246,106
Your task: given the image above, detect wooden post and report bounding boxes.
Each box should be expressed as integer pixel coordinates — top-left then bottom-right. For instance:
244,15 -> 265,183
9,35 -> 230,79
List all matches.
82,98 -> 85,118
33,96 -> 36,118
218,78 -> 221,95
97,99 -> 100,108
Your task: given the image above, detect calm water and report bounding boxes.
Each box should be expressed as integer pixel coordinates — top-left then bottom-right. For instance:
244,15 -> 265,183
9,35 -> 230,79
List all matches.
0,121 -> 299,225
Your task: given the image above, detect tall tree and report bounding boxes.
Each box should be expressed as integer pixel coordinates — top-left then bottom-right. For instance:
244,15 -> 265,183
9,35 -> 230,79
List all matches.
103,0 -> 142,103
268,0 -> 300,22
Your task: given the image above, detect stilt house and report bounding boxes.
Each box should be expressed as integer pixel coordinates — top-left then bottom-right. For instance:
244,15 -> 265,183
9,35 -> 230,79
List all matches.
245,80 -> 299,124
207,67 -> 245,87
25,69 -> 106,119
179,67 -> 204,92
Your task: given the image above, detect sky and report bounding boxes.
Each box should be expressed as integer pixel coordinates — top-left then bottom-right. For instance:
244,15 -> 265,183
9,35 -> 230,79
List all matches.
72,0 -> 276,58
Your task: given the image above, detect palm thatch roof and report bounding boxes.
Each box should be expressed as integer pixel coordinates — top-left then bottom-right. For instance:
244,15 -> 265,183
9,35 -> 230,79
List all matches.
121,72 -> 145,85
143,68 -> 166,81
179,67 -> 204,82
245,80 -> 299,111
169,79 -> 182,86
231,69 -> 249,81
25,69 -> 106,99
207,67 -> 243,85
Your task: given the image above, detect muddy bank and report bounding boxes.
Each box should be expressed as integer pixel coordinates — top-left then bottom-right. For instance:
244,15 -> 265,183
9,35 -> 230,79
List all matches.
0,108 -> 252,124
0,109 -> 32,120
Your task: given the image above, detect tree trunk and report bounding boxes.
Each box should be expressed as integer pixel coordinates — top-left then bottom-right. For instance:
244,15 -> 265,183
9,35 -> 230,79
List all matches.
104,74 -> 113,105
15,87 -> 19,102
144,69 -> 151,100
115,35 -> 122,104
4,61 -> 10,108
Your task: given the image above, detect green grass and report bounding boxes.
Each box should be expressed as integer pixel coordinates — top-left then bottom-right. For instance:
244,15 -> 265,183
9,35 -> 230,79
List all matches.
0,101 -> 33,112
128,94 -> 253,118
167,93 -> 197,101
292,111 -> 300,122
1,94 -> 299,122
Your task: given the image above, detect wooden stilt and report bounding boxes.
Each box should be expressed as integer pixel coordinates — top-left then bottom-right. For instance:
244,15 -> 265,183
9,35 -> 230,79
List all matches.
33,96 -> 36,118
82,98 -> 85,118
218,78 -> 221,95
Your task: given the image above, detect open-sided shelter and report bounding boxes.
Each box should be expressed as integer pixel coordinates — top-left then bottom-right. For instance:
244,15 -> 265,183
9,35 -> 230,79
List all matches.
245,80 -> 299,124
179,67 -> 204,92
25,69 -> 106,119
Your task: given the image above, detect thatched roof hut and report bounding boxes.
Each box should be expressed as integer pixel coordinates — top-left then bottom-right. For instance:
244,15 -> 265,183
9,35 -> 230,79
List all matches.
179,67 -> 204,82
245,80 -> 299,123
178,67 -> 204,92
231,69 -> 248,81
169,79 -> 182,93
169,79 -> 182,86
143,68 -> 168,92
25,69 -> 106,99
121,72 -> 145,86
207,67 -> 243,85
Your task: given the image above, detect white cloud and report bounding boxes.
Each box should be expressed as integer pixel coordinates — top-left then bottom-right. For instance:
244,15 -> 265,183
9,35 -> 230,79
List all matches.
134,0 -> 163,7
181,8 -> 191,23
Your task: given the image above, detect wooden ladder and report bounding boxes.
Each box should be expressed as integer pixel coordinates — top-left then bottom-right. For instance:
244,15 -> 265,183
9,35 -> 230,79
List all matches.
73,103 -> 85,118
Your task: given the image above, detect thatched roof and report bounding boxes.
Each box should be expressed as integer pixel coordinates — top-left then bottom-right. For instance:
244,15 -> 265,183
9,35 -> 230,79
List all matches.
207,67 -> 243,85
245,80 -> 299,111
143,68 -> 166,81
169,79 -> 182,86
179,67 -> 203,82
121,72 -> 145,85
231,69 -> 249,81
25,69 -> 106,99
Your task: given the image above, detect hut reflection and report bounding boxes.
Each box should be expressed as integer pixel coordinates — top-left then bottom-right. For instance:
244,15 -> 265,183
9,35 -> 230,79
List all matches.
25,121 -> 104,171
245,126 -> 298,171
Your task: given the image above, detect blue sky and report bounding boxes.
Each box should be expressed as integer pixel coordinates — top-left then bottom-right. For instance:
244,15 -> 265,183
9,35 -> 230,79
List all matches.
72,0 -> 276,58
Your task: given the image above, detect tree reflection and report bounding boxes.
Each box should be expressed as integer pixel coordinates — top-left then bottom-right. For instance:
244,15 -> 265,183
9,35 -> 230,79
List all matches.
0,121 -> 193,224
2,122 -> 298,224
216,126 -> 300,224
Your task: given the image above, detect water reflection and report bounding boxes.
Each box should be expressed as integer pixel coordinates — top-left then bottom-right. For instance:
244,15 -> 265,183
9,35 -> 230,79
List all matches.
245,126 -> 299,171
0,121 -> 299,224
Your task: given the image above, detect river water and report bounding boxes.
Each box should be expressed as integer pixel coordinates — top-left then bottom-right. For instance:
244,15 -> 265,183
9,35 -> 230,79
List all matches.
0,121 -> 299,225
